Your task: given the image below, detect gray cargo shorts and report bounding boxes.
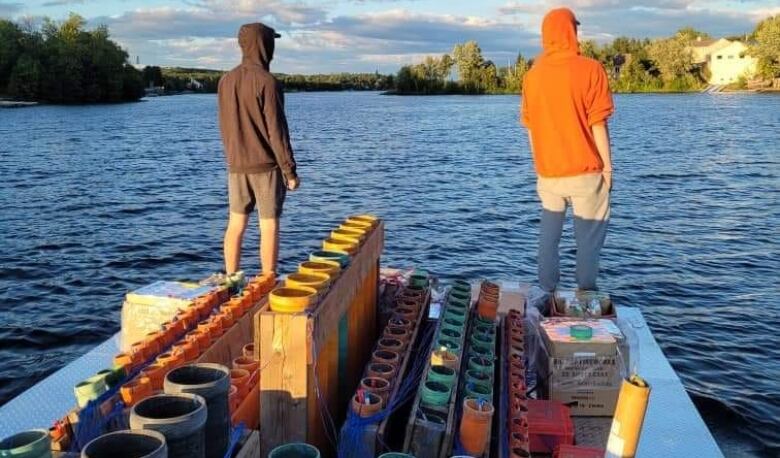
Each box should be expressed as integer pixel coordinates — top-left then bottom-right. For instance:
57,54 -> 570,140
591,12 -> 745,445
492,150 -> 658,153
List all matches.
227,169 -> 286,219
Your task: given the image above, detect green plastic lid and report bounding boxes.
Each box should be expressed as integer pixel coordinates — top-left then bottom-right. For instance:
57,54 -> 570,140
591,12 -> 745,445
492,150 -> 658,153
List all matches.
570,324 -> 593,340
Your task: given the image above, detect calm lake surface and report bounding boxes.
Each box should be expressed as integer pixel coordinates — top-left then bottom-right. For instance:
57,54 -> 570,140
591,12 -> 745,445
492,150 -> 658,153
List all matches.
0,92 -> 778,456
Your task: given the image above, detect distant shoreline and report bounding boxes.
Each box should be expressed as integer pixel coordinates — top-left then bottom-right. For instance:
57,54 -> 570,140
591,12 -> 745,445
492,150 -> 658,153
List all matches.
385,88 -> 780,96
4,88 -> 777,107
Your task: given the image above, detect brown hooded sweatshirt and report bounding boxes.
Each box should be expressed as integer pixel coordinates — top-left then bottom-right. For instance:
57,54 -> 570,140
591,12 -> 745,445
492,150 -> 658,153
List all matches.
521,8 -> 614,178
218,23 -> 297,180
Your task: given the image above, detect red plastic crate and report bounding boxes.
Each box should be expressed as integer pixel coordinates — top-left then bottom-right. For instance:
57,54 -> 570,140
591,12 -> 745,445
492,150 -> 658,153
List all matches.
553,444 -> 606,458
527,399 -> 574,453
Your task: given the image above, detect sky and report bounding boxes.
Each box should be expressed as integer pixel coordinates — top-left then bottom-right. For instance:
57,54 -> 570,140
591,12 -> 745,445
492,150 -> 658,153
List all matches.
1,0 -> 778,73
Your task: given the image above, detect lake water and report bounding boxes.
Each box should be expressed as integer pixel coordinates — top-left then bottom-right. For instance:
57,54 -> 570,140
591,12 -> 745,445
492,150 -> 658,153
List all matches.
0,92 -> 778,456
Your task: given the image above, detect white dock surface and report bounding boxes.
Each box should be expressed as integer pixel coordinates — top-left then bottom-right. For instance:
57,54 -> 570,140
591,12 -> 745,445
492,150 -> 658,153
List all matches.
617,306 -> 723,457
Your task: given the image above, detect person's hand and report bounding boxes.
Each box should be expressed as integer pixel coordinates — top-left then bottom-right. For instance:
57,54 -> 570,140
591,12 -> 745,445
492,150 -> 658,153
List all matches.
603,171 -> 612,192
287,176 -> 300,191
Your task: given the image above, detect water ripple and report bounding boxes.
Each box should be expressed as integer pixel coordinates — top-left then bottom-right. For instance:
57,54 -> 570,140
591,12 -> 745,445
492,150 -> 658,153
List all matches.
0,93 -> 778,455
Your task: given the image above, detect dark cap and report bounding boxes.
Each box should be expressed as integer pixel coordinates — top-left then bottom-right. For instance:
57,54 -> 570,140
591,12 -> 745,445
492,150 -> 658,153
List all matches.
239,22 -> 281,40
268,24 -> 281,38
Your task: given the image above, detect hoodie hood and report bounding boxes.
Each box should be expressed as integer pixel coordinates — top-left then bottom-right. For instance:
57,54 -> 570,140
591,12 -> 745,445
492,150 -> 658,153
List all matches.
541,8 -> 579,57
238,22 -> 278,69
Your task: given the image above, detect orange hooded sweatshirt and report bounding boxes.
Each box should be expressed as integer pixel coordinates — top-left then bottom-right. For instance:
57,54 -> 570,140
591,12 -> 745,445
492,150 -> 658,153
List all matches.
521,8 -> 614,178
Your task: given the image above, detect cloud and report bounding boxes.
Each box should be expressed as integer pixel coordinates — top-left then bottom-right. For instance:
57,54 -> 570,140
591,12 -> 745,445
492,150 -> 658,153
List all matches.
500,0 -> 697,14
0,1 -> 22,17
320,10 -> 531,49
346,0 -> 421,3
79,0 -> 780,72
193,0 -> 327,25
41,0 -> 85,7
579,6 -> 766,38
94,7 -> 241,40
498,0 -> 772,40
91,0 -> 330,42
98,5 -> 539,72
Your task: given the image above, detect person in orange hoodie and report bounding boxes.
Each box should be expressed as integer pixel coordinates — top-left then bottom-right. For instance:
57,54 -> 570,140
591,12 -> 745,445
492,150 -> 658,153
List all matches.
521,8 -> 614,293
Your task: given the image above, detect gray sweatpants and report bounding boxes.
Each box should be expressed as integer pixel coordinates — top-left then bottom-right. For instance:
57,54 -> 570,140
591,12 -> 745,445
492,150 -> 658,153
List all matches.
537,173 -> 610,292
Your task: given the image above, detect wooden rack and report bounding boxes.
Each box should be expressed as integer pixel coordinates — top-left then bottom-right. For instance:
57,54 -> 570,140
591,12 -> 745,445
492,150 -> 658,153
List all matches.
353,285 -> 432,457
403,293 -> 476,458
256,222 -> 384,457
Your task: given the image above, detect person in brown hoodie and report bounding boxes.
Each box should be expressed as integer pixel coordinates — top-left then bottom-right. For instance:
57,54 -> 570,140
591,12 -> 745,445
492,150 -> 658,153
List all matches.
218,22 -> 299,276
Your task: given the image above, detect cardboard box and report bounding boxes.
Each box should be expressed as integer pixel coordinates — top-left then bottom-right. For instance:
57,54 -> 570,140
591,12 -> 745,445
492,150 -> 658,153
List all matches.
125,280 -> 214,307
550,290 -> 615,318
538,319 -> 624,416
120,281 -> 216,351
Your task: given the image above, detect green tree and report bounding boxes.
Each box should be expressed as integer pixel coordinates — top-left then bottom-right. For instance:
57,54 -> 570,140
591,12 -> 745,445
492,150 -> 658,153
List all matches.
7,54 -> 42,99
613,57 -> 661,92
395,65 -> 415,92
142,66 -> 164,87
452,41 -> 484,89
676,27 -> 711,43
516,53 -> 530,76
392,54 -> 457,94
2,14 -> 143,103
0,20 -> 23,92
749,15 -> 780,78
122,64 -> 145,100
437,54 -> 454,81
478,61 -> 499,92
60,13 -> 86,41
647,34 -> 695,84
580,40 -> 600,60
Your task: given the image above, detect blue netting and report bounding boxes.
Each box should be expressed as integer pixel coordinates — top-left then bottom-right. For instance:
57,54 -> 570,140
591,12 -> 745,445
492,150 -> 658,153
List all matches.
337,322 -> 436,458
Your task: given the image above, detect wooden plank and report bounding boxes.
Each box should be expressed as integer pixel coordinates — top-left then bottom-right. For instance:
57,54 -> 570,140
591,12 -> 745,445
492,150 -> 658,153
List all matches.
311,222 -> 384,351
308,321 -> 340,455
496,316 -> 509,458
347,285 -> 364,402
410,415 -> 446,458
197,298 -> 268,367
234,430 -> 260,458
258,312 -> 310,456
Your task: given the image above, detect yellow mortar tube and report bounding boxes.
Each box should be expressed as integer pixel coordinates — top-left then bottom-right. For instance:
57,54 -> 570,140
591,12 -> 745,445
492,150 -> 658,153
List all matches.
606,374 -> 651,458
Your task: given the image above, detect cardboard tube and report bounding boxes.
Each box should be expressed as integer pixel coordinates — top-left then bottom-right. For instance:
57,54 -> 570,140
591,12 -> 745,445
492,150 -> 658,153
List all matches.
606,374 -> 651,458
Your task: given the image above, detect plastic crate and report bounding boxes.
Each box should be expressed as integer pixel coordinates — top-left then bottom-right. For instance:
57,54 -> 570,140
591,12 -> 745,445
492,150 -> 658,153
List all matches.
553,444 -> 606,458
527,399 -> 574,453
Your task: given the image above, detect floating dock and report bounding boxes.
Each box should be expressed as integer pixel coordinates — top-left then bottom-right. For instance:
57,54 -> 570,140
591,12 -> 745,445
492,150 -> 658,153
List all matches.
0,100 -> 38,108
0,216 -> 723,457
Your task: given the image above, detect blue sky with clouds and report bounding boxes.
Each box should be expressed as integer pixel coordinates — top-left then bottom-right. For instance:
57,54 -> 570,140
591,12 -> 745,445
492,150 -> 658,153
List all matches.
1,1 -> 778,73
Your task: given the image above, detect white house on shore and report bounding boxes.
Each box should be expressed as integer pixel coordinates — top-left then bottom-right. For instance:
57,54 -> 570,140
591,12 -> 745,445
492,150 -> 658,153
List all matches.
690,37 -> 757,85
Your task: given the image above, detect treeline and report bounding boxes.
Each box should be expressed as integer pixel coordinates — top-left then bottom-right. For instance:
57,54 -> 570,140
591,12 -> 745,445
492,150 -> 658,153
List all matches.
141,68 -> 395,93
0,14 -> 144,103
580,29 -> 707,92
583,17 -> 778,92
393,33 -> 705,94
141,66 -> 223,93
749,15 -> 780,80
394,16 -> 780,94
394,42 -> 529,94
278,73 -> 394,91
